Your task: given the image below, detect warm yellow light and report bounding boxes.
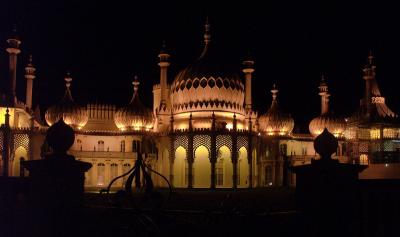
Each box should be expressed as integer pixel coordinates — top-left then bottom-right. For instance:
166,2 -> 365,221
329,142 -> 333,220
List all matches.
226,123 -> 233,130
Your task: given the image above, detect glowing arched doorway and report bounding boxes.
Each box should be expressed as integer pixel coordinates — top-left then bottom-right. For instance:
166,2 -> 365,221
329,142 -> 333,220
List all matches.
159,148 -> 169,187
13,146 -> 27,177
193,146 -> 211,188
238,147 -> 249,188
217,146 -> 233,188
252,149 -> 257,187
173,146 -> 187,187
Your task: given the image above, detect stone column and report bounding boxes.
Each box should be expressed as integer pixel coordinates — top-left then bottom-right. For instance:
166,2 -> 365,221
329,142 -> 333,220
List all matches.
232,114 -> 238,189
248,139 -> 253,189
187,134 -> 194,188
232,137 -> 238,189
2,109 -> 11,176
169,134 -> 174,187
210,112 -> 217,189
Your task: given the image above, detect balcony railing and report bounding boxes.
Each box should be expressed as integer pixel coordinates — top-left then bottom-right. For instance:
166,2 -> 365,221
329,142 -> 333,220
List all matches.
68,150 -> 137,159
289,155 -> 349,164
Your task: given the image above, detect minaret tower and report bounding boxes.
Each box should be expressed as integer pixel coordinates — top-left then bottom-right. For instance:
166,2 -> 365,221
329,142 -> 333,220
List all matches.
25,55 -> 36,110
243,53 -> 255,111
362,51 -> 376,117
318,75 -> 330,115
6,27 -> 22,105
158,41 -> 170,109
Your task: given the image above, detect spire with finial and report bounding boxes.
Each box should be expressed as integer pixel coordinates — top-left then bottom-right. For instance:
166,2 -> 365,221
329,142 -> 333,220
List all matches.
7,25 -> 21,50
62,72 -> 74,102
25,55 -> 35,76
318,74 -> 329,115
5,107 -> 10,127
25,55 -> 36,109
271,84 -> 278,101
133,75 -> 140,95
159,40 -> 170,62
204,16 -> 211,45
368,50 -> 374,65
158,41 -> 170,108
65,72 -> 72,89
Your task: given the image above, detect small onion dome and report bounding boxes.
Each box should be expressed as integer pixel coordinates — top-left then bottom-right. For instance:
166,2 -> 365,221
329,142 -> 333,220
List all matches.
45,74 -> 88,129
114,76 -> 154,131
258,85 -> 294,136
309,114 -> 346,137
309,75 -> 346,137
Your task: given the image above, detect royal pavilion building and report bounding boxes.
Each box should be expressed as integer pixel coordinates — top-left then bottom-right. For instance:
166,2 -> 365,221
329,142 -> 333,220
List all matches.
1,21 -> 400,190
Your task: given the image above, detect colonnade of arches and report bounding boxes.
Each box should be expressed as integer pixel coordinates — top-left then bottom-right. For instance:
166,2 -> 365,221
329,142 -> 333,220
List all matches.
172,145 -> 250,188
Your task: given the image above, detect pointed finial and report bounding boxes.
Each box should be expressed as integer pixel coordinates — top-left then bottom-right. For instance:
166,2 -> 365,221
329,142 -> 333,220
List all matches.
133,75 -> 140,94
25,54 -> 36,76
160,40 -> 167,54
368,50 -> 374,65
204,16 -> 211,45
11,24 -> 18,39
159,40 -> 170,62
28,54 -> 33,63
65,72 -> 72,88
321,74 -> 325,82
271,84 -> 278,100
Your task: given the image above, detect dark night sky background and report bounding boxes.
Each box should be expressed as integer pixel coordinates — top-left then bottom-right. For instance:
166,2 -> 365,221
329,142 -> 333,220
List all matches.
1,0 -> 400,132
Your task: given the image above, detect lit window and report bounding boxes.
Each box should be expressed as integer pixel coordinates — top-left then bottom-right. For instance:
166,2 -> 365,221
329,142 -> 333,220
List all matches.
97,163 -> 105,186
110,163 -> 118,181
120,140 -> 125,152
98,140 -> 105,151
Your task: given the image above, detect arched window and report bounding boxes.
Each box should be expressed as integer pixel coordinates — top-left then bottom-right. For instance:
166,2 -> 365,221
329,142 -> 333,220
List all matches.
110,163 -> 118,181
132,140 -> 141,153
98,140 -> 105,152
97,163 -> 105,186
280,144 -> 287,156
120,140 -> 125,152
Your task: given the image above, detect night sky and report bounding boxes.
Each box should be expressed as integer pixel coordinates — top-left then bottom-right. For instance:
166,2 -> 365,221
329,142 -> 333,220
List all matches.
1,0 -> 400,132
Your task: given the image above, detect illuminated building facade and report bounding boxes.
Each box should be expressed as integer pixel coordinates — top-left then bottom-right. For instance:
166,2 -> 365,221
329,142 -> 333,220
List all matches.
1,22 -> 399,190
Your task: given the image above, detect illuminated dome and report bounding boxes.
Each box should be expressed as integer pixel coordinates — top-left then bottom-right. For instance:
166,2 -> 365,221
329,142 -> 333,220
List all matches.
309,76 -> 346,137
45,74 -> 88,129
309,114 -> 346,137
170,20 -> 245,115
114,77 -> 154,131
258,85 -> 294,136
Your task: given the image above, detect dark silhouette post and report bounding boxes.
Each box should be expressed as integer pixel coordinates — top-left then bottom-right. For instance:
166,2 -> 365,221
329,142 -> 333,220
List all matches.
291,128 -> 367,236
2,108 -> 11,176
24,119 -> 92,237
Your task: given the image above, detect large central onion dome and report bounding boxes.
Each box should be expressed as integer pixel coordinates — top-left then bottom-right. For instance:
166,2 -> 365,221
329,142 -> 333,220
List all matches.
45,74 -> 88,129
258,85 -> 294,136
170,20 -> 245,114
114,77 -> 154,131
309,76 -> 346,137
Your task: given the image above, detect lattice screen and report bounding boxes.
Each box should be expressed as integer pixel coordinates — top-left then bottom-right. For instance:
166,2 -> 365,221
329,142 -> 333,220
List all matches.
174,135 -> 188,151
13,133 -> 29,151
236,136 -> 248,152
216,135 -> 232,151
359,142 -> 369,153
193,135 -> 211,151
384,141 -> 394,152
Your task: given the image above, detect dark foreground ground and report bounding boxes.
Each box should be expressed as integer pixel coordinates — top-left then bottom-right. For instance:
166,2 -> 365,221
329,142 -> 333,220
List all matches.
80,188 -> 302,237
